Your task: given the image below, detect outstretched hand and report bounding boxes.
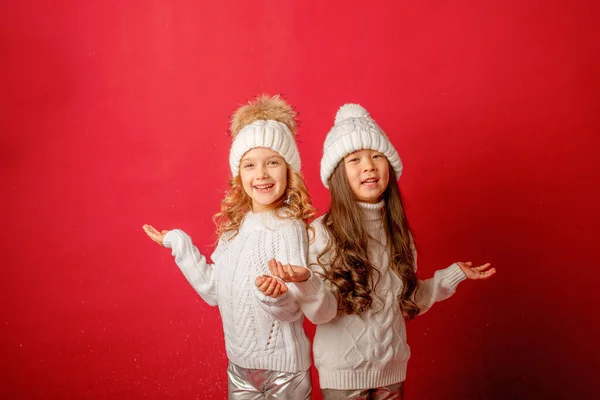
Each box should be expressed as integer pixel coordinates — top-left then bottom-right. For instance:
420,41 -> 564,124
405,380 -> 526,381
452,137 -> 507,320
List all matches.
267,259 -> 310,282
255,275 -> 288,298
143,224 -> 168,246
457,262 -> 496,280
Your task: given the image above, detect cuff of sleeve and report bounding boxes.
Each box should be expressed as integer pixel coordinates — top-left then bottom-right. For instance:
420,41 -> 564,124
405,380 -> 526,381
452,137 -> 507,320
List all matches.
162,229 -> 179,249
289,273 -> 322,300
253,285 -> 292,305
442,263 -> 467,288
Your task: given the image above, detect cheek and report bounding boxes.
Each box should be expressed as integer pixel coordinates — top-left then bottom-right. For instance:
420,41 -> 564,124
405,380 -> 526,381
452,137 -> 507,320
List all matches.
239,172 -> 252,191
380,170 -> 390,185
344,168 -> 359,189
344,165 -> 356,184
275,168 -> 288,186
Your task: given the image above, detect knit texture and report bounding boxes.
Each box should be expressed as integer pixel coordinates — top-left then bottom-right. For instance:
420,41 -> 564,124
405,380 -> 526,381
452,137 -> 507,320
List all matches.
229,119 -> 301,176
320,104 -> 403,188
163,209 -> 311,373
300,201 -> 466,390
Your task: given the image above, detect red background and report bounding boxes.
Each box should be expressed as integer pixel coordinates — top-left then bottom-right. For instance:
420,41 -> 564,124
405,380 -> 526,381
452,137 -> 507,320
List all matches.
2,0 -> 599,398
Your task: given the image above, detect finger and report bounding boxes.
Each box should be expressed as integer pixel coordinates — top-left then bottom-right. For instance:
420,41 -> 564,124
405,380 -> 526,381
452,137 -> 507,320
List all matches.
479,268 -> 497,280
268,259 -> 278,276
255,276 -> 267,287
473,263 -> 492,271
272,285 -> 281,298
265,278 -> 278,296
279,281 -> 288,294
465,261 -> 473,267
161,230 -> 168,234
284,263 -> 295,280
146,231 -> 158,241
259,277 -> 272,292
276,261 -> 287,280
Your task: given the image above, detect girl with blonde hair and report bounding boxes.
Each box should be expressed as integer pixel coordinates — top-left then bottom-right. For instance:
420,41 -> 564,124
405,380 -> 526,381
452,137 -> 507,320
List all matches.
143,95 -> 315,399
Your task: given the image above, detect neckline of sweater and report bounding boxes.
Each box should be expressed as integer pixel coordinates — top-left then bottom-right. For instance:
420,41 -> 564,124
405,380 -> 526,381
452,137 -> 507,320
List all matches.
243,207 -> 289,228
357,200 -> 385,222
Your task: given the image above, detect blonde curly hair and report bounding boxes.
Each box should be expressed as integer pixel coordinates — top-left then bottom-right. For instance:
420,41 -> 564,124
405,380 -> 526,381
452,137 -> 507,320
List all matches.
213,164 -> 315,238
214,94 -> 314,237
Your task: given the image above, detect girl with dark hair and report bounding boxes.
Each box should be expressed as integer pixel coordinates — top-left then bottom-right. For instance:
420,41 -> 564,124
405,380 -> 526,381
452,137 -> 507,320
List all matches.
267,104 -> 496,399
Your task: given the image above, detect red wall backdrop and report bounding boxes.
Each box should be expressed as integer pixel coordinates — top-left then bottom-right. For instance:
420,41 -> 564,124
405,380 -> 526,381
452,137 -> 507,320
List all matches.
2,0 -> 599,398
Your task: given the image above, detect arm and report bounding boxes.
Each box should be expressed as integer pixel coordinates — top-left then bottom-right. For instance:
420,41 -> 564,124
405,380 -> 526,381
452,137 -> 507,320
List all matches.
413,261 -> 495,315
253,278 -> 303,322
285,221 -> 339,325
163,229 -> 219,306
413,263 -> 466,315
287,266 -> 339,325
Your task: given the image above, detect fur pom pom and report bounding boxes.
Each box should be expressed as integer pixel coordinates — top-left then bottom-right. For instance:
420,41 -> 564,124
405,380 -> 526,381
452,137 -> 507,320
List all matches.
334,103 -> 370,125
230,94 -> 297,137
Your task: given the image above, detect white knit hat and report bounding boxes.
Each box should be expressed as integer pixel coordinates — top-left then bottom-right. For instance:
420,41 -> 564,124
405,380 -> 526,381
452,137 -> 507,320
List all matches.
320,103 -> 403,188
229,95 -> 301,176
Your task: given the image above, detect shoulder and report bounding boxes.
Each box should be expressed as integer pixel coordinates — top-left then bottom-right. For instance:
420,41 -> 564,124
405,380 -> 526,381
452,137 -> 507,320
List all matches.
275,215 -> 308,240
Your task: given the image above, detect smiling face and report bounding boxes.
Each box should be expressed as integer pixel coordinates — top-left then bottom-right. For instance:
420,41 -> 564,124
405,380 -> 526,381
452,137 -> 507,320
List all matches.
343,149 -> 390,203
239,147 -> 288,212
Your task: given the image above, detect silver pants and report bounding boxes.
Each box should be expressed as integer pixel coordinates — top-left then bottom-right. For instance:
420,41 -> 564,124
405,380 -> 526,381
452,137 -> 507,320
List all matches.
321,381 -> 404,400
226,362 -> 311,400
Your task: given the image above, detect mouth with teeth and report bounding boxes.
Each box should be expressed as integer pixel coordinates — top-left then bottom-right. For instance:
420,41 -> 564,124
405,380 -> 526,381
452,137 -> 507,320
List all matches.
253,183 -> 275,193
361,177 -> 379,188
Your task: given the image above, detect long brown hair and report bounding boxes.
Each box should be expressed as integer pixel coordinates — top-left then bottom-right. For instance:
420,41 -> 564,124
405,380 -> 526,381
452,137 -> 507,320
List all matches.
318,161 -> 421,318
213,165 -> 315,238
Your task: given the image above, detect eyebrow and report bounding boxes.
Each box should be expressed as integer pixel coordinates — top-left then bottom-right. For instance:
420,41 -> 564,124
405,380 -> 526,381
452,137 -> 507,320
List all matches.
240,155 -> 284,163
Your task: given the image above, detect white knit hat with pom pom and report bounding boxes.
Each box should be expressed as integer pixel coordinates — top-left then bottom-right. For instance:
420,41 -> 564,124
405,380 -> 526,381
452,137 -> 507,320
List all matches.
320,103 -> 403,188
229,94 -> 301,176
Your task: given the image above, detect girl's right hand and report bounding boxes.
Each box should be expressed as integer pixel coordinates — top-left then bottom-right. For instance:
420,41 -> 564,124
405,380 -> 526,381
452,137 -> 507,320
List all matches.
255,275 -> 288,298
143,224 -> 168,246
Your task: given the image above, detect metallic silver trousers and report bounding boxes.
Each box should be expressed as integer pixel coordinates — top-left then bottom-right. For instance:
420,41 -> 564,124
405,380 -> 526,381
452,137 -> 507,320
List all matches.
226,362 -> 311,400
321,381 -> 404,400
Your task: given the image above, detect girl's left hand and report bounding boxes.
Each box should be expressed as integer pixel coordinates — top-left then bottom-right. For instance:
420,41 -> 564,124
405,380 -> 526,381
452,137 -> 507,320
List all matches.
268,259 -> 311,282
255,275 -> 288,298
457,262 -> 496,280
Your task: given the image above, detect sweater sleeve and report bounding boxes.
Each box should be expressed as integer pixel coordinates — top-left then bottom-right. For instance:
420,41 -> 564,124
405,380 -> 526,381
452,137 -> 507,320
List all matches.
163,229 -> 219,306
252,220 -> 306,322
288,219 -> 339,325
413,263 -> 466,315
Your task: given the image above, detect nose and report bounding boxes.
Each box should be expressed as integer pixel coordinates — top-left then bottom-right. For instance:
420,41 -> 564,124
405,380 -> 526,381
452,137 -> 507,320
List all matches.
256,165 -> 269,179
362,158 -> 375,172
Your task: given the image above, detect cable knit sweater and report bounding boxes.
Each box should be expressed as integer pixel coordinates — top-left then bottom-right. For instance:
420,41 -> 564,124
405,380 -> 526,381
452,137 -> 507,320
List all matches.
162,208 -> 311,373
289,201 -> 467,390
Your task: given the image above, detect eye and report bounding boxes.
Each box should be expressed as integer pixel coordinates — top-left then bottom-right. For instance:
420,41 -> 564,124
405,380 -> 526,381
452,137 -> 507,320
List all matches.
373,153 -> 383,159
267,159 -> 280,166
242,163 -> 253,168
346,157 -> 360,163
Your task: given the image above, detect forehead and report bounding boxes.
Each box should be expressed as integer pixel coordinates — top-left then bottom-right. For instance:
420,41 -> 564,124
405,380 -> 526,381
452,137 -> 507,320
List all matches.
241,147 -> 284,160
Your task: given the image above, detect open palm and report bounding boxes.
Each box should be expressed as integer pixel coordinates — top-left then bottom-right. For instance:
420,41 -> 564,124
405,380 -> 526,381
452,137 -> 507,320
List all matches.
143,224 -> 168,246
457,261 -> 496,280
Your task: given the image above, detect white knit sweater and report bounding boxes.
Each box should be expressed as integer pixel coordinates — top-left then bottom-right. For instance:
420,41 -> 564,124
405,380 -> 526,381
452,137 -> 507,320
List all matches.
163,208 -> 311,373
289,201 -> 467,389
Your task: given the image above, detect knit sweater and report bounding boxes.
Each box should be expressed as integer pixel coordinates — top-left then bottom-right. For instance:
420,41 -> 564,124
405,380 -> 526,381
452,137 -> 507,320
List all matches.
289,201 -> 467,390
162,208 -> 311,373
